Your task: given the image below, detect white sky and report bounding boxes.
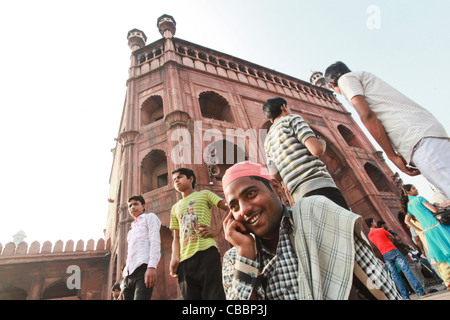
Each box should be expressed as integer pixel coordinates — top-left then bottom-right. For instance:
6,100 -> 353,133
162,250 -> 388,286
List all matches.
0,0 -> 449,246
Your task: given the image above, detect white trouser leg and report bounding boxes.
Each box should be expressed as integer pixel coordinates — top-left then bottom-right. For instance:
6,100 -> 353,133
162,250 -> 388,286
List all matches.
411,137 -> 450,199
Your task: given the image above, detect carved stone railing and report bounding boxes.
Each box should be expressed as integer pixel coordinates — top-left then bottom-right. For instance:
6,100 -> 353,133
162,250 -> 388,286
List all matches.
129,16 -> 340,110
0,238 -> 110,257
131,37 -> 345,113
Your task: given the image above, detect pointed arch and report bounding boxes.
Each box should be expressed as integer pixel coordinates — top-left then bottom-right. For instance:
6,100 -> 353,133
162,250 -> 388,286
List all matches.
198,91 -> 234,123
364,162 -> 391,192
42,279 -> 79,300
141,95 -> 164,127
141,149 -> 168,193
338,124 -> 363,148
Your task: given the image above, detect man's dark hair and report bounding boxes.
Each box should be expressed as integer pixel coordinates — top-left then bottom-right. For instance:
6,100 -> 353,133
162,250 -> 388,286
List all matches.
128,195 -> 145,205
377,220 -> 387,228
171,167 -> 196,188
249,176 -> 273,192
262,97 -> 287,121
324,61 -> 352,85
365,218 -> 374,228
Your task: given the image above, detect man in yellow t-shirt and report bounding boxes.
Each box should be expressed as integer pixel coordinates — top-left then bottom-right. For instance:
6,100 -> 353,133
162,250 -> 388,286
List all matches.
169,167 -> 228,299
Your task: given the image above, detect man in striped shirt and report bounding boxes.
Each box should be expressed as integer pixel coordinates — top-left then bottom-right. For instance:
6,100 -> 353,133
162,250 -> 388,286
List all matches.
325,61 -> 450,199
169,167 -> 228,299
262,97 -> 349,209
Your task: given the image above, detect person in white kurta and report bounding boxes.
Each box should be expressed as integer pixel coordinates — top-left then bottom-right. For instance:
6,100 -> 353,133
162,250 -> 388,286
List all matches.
325,61 -> 450,199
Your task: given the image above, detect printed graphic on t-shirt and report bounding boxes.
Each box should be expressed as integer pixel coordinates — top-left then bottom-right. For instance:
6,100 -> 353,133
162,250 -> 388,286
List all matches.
180,199 -> 199,246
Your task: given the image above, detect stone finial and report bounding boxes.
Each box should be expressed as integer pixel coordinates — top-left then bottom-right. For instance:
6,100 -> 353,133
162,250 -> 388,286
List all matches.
53,240 -> 64,253
64,240 -> 74,252
29,241 -> 41,254
75,240 -> 85,252
41,241 -> 52,254
105,238 -> 111,251
86,239 -> 95,251
96,238 -> 106,251
15,241 -> 28,255
127,28 -> 147,51
157,14 -> 176,38
2,242 -> 16,256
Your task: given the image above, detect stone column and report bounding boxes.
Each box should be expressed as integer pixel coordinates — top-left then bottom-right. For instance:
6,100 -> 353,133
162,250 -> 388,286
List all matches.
164,110 -> 192,177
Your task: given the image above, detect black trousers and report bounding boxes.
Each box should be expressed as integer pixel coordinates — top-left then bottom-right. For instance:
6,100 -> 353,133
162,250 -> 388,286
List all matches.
177,246 -> 226,300
303,187 -> 350,210
122,264 -> 154,300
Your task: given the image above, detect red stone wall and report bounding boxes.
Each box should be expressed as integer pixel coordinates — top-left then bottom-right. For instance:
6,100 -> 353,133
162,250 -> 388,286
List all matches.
0,239 -> 109,300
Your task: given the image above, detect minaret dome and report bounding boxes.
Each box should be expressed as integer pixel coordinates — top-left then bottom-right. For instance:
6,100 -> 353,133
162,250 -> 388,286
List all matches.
157,14 -> 176,39
310,70 -> 327,88
127,28 -> 147,51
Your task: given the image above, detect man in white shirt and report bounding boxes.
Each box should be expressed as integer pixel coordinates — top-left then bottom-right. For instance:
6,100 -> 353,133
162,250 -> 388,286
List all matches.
325,61 -> 450,199
122,195 -> 161,300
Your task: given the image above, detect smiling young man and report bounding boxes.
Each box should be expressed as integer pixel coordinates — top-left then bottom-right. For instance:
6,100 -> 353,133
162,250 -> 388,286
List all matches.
122,195 -> 161,300
169,167 -> 228,300
221,161 -> 402,300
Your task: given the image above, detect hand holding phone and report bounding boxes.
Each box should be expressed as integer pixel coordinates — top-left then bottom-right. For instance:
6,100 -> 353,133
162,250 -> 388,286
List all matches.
223,211 -> 256,260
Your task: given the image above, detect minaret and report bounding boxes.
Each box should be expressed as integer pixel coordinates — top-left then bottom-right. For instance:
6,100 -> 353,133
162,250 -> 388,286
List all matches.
127,28 -> 147,52
110,28 -> 148,278
157,14 -> 193,177
310,70 -> 327,88
156,14 -> 185,114
157,14 -> 176,39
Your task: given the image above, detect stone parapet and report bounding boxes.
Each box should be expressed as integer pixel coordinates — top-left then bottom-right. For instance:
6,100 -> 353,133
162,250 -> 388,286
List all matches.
132,36 -> 343,112
0,238 -> 110,258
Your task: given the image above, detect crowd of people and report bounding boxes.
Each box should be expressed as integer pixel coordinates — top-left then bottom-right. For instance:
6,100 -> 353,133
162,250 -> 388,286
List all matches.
111,62 -> 450,300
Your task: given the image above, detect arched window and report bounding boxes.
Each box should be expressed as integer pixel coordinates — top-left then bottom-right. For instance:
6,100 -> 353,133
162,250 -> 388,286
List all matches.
338,125 -> 363,148
364,162 -> 391,192
198,91 -> 234,123
141,150 -> 168,193
141,95 -> 164,127
42,280 -> 79,300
